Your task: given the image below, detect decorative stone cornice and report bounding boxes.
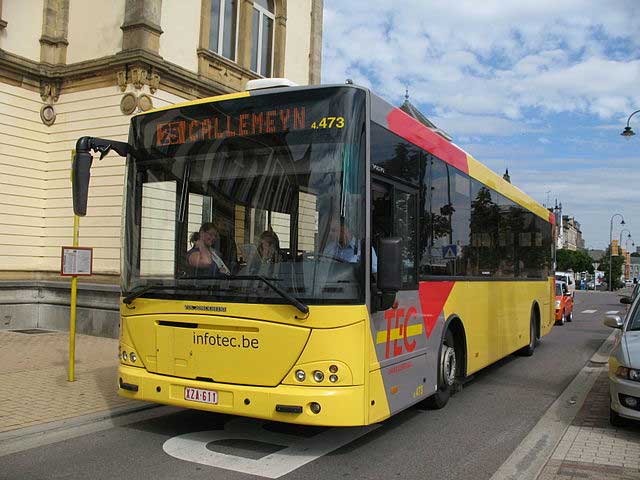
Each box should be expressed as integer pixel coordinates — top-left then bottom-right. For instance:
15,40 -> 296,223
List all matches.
40,79 -> 61,103
117,64 -> 161,93
0,47 -> 238,101
197,48 -> 260,92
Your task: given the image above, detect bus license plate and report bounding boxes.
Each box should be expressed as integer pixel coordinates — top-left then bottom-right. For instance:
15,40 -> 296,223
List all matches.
184,387 -> 218,405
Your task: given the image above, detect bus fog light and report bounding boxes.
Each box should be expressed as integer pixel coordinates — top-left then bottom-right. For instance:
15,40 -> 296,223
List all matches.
130,352 -> 137,363
623,395 -> 638,408
313,371 -> 324,382
295,370 -> 306,382
122,351 -> 128,362
310,402 -> 321,414
329,374 -> 338,383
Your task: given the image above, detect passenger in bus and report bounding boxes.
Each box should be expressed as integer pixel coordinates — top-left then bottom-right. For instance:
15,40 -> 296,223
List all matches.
256,230 -> 282,265
187,222 -> 231,276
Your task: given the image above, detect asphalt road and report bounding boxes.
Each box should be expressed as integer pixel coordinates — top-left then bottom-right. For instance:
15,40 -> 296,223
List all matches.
0,290 -> 624,480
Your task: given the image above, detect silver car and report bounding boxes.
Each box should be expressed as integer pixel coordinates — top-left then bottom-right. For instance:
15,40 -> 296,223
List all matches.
604,297 -> 640,426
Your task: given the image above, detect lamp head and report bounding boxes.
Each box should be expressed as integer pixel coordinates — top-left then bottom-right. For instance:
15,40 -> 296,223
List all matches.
621,126 -> 635,139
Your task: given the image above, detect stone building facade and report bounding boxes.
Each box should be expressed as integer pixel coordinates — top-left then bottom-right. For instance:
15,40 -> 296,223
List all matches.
0,0 -> 323,335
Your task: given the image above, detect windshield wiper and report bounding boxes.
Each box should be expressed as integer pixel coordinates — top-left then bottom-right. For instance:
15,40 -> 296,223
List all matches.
123,284 -> 170,305
232,274 -> 309,315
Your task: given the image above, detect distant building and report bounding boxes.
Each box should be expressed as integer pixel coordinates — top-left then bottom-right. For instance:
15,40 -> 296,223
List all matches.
399,90 -> 452,140
561,215 -> 585,251
587,249 -> 605,262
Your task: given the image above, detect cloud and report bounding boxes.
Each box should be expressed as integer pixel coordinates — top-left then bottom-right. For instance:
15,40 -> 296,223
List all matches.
322,1 -> 640,248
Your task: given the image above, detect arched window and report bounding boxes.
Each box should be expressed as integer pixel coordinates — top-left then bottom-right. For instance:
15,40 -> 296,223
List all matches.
251,0 -> 275,77
209,0 -> 238,60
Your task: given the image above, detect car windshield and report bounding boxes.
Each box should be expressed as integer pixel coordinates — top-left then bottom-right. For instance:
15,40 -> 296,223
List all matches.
122,87 -> 367,305
555,283 -> 563,296
630,303 -> 640,331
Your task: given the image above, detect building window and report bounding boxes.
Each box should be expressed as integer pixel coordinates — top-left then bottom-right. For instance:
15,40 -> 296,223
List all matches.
209,0 -> 238,60
251,0 -> 275,77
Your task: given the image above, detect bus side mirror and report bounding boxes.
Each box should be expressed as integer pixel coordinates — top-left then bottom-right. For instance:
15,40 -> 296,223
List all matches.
72,150 -> 93,216
377,237 -> 402,293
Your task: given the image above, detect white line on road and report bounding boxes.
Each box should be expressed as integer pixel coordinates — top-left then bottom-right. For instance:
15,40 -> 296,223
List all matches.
606,310 -> 619,314
163,418 -> 380,478
581,309 -> 597,313
489,330 -> 616,480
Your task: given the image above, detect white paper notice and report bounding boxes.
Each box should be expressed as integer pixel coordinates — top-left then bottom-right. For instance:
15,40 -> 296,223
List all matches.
62,248 -> 92,276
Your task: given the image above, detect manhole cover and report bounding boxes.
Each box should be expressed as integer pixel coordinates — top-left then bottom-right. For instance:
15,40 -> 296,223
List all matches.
10,329 -> 57,334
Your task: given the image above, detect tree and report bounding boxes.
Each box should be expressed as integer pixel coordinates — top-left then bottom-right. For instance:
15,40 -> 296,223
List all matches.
556,249 -> 595,274
598,246 -> 625,289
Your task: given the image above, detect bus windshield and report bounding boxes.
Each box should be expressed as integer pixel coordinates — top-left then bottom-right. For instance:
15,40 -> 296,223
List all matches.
122,87 -> 367,305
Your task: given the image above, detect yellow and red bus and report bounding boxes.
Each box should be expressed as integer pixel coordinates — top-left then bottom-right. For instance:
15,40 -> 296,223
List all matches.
72,81 -> 555,426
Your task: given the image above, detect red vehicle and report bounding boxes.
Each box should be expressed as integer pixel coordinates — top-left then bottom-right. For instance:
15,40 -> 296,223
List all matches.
555,281 -> 573,325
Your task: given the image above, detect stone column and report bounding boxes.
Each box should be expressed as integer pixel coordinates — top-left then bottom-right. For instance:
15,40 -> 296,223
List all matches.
39,0 -> 70,65
309,0 -> 323,84
121,0 -> 163,55
272,2 -> 286,78
236,0 -> 255,71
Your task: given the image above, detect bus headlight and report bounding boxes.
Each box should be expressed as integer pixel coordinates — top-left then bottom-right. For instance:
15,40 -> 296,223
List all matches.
295,370 -> 306,382
313,370 -> 324,382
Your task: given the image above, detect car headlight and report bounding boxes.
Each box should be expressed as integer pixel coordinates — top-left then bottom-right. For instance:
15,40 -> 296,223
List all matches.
555,300 -> 561,309
616,366 -> 640,382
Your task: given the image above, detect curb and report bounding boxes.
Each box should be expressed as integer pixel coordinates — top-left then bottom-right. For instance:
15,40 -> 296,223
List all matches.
489,330 -> 616,480
0,403 -> 180,458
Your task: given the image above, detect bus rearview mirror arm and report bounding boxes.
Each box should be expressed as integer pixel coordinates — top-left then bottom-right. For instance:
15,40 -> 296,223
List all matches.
73,136 -> 131,216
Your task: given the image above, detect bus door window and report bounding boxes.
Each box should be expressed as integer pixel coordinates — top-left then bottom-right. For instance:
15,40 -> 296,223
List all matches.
371,181 -> 417,288
371,181 -> 392,274
394,188 -> 417,288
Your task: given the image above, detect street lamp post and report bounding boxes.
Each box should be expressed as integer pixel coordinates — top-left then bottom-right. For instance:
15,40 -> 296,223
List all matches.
609,213 -> 626,291
619,229 -> 631,249
621,109 -> 640,138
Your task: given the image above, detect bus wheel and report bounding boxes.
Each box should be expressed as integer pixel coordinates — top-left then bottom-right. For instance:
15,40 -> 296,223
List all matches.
518,312 -> 537,357
423,330 -> 457,410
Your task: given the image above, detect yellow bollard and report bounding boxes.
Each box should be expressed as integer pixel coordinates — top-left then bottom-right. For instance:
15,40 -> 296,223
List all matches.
68,214 -> 80,382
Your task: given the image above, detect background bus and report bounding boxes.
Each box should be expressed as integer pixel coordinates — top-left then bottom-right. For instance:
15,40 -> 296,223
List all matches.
72,81 -> 555,426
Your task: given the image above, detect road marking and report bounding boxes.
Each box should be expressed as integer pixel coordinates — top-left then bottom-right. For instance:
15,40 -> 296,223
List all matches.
163,418 -> 380,478
606,310 -> 619,314
489,330 -> 616,480
581,309 -> 597,314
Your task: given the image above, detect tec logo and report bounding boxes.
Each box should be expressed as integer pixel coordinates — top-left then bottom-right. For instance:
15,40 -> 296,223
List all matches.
378,306 -> 424,359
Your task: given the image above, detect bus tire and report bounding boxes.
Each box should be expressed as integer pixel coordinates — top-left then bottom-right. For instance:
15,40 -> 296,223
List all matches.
423,329 -> 457,410
518,311 -> 537,357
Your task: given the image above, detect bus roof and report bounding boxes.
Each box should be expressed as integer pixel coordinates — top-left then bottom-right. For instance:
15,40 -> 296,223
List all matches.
136,83 -> 553,224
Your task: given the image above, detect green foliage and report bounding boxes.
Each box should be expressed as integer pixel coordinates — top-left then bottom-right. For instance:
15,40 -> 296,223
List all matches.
556,249 -> 595,274
598,246 -> 626,289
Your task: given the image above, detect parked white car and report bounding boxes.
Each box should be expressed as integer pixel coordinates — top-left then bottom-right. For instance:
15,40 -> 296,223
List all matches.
604,297 -> 640,426
555,271 -> 575,297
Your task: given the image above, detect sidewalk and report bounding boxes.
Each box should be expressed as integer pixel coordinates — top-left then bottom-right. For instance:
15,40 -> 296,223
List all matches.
536,368 -> 640,480
0,329 -> 141,435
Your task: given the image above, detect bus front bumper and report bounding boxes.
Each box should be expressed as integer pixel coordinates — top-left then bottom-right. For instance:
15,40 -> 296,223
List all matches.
118,364 -> 368,426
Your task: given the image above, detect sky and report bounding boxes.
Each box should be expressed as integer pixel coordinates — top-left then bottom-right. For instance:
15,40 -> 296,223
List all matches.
321,0 -> 640,250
